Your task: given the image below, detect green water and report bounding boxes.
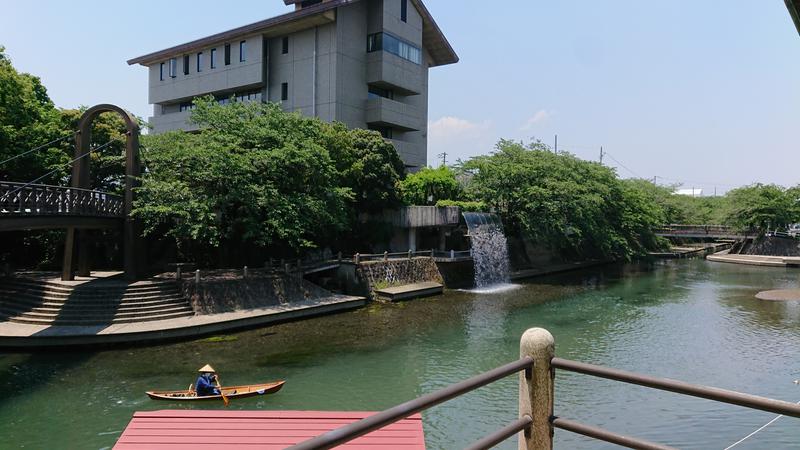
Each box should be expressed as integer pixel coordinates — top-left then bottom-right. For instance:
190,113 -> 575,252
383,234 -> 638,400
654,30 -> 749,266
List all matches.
2,259 -> 800,449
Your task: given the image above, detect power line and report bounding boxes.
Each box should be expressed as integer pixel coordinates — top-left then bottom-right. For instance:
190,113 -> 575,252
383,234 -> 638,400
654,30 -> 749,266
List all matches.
602,151 -> 642,179
0,133 -> 77,167
6,138 -> 121,197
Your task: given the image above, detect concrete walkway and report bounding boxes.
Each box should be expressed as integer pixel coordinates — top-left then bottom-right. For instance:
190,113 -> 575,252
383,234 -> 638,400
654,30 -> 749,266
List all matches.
0,295 -> 366,348
706,253 -> 800,267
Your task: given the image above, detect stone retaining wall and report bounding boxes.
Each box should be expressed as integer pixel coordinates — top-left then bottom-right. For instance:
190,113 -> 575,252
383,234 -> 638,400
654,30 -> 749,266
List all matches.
358,257 -> 444,300
181,272 -> 335,315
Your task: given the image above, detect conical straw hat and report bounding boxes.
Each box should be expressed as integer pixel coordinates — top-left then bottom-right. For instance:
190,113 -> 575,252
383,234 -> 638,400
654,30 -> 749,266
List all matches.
198,364 -> 216,373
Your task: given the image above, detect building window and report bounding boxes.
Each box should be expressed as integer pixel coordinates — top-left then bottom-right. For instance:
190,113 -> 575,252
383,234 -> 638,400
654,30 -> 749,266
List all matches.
168,58 -> 177,78
179,102 -> 195,112
224,44 -> 231,65
368,86 -> 394,100
368,124 -> 393,139
282,36 -> 289,54
401,0 -> 408,22
196,52 -> 203,72
239,40 -> 247,62
367,32 -> 421,64
159,63 -> 164,81
281,82 -> 289,101
183,55 -> 190,75
211,48 -> 217,68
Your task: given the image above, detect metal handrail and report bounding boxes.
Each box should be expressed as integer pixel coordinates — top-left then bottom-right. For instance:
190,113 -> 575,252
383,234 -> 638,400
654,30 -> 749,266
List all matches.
552,357 -> 800,418
550,417 -> 677,450
288,357 -> 534,450
0,181 -> 120,196
464,415 -> 533,450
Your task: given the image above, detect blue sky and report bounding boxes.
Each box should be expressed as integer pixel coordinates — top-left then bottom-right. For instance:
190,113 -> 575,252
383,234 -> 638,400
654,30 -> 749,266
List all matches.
3,1 -> 799,191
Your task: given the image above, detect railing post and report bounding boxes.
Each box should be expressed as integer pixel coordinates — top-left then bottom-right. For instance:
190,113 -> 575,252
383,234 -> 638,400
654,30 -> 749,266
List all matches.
194,269 -> 200,284
519,328 -> 554,450
176,265 -> 182,281
354,253 -> 360,264
338,251 -> 342,263
384,251 -> 388,261
451,249 -> 455,259
243,265 -> 248,279
408,249 -> 412,260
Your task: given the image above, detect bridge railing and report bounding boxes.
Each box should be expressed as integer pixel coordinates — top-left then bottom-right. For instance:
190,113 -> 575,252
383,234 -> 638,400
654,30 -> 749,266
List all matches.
288,328 -> 800,449
0,182 -> 123,218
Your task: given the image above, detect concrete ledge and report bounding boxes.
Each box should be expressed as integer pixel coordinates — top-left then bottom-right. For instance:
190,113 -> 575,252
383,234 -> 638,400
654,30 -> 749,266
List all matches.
0,295 -> 366,348
375,282 -> 443,302
706,253 -> 800,267
755,289 -> 800,301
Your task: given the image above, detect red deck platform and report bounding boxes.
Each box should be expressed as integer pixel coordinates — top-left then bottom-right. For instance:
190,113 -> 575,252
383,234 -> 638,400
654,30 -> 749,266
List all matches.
114,410 -> 426,449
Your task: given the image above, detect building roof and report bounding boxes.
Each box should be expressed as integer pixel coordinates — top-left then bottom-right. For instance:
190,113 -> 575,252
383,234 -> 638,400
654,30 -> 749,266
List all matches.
787,0 -> 800,35
114,410 -> 425,449
128,0 -> 458,67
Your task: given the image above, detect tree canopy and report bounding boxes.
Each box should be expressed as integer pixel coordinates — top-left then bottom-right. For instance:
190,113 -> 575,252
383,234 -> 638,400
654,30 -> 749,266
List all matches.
398,165 -> 462,206
459,139 -> 666,260
133,96 -> 405,260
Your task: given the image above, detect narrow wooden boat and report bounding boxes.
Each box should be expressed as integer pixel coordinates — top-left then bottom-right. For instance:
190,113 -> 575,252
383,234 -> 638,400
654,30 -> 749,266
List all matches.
146,380 -> 285,401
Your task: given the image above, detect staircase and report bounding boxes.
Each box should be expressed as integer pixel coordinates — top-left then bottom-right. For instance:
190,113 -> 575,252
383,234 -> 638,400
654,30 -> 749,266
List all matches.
0,277 -> 195,326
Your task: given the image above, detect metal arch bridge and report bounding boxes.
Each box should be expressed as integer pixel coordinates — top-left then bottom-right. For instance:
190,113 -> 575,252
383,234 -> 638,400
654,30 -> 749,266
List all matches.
0,181 -> 123,232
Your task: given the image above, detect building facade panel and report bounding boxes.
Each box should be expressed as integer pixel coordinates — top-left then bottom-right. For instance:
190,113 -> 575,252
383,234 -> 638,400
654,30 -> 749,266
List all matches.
131,0 -> 457,171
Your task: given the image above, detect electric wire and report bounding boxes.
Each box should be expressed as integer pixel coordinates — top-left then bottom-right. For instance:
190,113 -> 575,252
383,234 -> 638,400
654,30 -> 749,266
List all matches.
5,138 -> 121,198
0,132 -> 76,167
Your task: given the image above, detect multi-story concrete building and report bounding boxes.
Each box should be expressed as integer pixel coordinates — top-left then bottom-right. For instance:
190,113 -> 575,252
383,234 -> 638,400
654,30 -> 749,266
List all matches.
127,0 -> 458,171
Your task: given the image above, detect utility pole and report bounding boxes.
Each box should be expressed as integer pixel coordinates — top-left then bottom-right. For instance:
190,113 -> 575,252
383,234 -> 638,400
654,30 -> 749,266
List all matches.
653,176 -> 658,185
437,152 -> 447,167
599,146 -> 604,164
554,135 -> 558,154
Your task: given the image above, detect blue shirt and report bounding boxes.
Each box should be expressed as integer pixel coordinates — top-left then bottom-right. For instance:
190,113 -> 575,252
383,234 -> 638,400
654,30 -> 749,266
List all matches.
195,373 -> 220,396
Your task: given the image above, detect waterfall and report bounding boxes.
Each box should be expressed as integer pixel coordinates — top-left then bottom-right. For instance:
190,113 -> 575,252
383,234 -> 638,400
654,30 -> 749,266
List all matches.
463,212 -> 512,288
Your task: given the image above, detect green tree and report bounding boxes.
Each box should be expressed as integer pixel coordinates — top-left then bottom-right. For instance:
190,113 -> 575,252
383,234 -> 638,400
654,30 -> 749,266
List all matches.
723,184 -> 800,231
134,97 -> 405,260
398,165 -> 462,205
462,139 -> 665,259
0,46 -> 67,183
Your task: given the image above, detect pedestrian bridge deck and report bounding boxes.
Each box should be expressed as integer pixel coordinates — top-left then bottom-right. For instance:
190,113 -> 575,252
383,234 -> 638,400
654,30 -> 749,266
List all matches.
113,410 -> 425,449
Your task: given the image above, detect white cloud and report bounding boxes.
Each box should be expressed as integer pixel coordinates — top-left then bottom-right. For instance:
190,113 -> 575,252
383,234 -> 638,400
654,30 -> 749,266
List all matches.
520,110 -> 553,130
429,116 -> 491,139
427,116 -> 494,166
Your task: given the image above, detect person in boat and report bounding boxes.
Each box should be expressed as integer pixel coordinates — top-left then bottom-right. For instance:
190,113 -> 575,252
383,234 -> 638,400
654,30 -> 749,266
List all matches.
195,364 -> 221,397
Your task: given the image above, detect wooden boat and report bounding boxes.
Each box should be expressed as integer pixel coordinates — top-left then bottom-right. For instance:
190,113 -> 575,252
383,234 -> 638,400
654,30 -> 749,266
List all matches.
146,380 -> 285,401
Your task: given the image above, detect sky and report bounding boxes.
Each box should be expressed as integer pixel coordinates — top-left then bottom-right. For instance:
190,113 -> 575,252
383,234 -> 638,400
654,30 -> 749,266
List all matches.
3,1 -> 800,192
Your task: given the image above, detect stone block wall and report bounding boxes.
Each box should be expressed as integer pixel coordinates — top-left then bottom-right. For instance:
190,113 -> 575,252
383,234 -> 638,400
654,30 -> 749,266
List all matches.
357,257 -> 444,300
181,271 -> 335,315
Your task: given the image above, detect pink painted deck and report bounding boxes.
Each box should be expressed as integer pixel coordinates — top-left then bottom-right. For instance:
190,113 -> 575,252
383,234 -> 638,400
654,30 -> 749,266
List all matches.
114,410 -> 426,449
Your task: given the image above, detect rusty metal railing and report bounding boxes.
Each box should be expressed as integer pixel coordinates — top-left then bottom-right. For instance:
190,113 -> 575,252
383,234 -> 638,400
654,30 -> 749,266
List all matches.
289,328 -> 800,449
288,357 -> 534,450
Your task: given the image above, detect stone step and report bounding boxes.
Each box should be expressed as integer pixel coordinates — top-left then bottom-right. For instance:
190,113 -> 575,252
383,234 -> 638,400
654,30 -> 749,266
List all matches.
0,304 -> 194,320
2,278 -> 178,294
0,300 -> 193,315
0,285 -> 182,299
0,289 -> 184,303
0,296 -> 189,309
0,309 -> 195,326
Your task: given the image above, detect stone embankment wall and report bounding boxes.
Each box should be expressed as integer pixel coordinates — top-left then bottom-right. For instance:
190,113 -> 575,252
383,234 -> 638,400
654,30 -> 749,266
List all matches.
743,236 -> 800,256
180,271 -> 335,315
358,257 -> 444,300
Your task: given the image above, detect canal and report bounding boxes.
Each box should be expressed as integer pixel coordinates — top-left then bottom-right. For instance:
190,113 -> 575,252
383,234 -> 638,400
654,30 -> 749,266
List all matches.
1,259 -> 799,449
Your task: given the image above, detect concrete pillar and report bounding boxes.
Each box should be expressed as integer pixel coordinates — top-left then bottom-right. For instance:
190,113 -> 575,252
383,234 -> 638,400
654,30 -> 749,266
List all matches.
408,227 -> 417,252
519,328 -> 555,450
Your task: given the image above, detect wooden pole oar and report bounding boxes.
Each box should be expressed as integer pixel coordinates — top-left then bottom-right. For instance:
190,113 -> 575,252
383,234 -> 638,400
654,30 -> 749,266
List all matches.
215,377 -> 230,407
